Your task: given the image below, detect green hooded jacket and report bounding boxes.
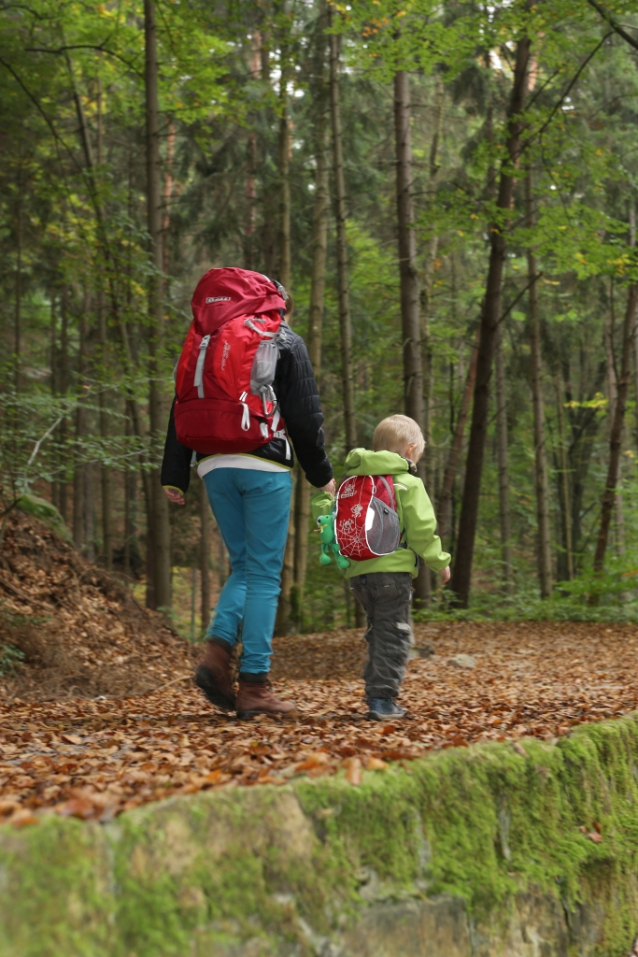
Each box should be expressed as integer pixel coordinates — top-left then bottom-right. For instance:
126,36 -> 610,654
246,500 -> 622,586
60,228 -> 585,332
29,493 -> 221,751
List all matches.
311,448 -> 450,579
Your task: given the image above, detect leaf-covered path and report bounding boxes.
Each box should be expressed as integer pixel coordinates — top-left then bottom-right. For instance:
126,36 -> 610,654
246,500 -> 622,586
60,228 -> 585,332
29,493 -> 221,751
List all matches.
1,621 -> 637,827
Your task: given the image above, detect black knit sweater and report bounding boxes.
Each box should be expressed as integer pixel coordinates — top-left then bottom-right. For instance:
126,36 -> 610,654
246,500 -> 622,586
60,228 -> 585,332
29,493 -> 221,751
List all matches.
160,322 -> 333,495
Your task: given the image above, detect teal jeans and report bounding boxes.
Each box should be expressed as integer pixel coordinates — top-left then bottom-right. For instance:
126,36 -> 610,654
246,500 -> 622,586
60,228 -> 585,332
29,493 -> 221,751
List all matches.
203,467 -> 292,676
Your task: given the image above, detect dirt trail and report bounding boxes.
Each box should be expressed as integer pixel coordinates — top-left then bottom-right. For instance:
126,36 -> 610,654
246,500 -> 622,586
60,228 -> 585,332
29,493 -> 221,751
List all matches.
1,619 -> 637,827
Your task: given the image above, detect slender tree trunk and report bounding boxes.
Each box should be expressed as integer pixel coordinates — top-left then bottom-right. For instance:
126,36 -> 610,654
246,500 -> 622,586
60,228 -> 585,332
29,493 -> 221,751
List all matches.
329,14 -> 356,452
94,79 -> 112,571
274,10 -> 296,633
290,10 -> 331,630
85,463 -> 95,562
14,158 -> 22,394
244,131 -> 258,270
59,288 -> 69,524
437,325 -> 480,542
162,119 -> 175,276
394,70 -> 423,430
73,308 -> 88,550
592,282 -> 638,575
526,171 -> 552,597
449,28 -> 532,607
494,323 -> 514,593
145,0 -> 171,610
260,28 -> 276,277
277,30 -> 291,290
422,74 -> 444,490
68,53 -> 153,541
394,69 -> 429,603
200,479 -> 211,634
555,369 -> 574,580
603,280 -> 627,555
50,296 -> 59,509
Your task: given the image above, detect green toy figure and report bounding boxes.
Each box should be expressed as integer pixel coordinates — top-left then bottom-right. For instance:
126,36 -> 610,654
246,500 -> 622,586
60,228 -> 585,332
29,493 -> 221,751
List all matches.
317,514 -> 350,569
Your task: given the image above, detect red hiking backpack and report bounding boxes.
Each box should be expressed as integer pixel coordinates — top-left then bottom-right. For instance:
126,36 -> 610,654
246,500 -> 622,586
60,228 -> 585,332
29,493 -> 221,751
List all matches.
334,474 -> 401,561
174,268 -> 290,456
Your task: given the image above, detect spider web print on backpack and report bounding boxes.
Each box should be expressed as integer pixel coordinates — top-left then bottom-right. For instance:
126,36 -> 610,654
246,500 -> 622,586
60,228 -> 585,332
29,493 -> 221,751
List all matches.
173,267 -> 291,456
334,474 -> 401,561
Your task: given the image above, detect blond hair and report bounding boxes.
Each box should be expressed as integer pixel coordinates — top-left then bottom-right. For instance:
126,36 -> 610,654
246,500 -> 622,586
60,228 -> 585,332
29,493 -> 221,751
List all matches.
372,415 -> 425,459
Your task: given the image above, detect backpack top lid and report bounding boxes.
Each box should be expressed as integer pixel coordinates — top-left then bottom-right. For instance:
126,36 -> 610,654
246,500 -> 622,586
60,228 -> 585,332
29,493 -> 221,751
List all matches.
191,267 -> 286,335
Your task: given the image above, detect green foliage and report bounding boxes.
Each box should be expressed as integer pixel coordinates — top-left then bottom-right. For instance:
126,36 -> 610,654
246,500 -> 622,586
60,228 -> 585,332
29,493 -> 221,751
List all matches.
2,0 -> 638,616
0,643 -> 25,677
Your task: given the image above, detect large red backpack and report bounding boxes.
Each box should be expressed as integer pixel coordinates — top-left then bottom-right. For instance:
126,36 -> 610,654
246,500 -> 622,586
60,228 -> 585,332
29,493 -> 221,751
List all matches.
334,474 -> 401,561
174,268 -> 290,456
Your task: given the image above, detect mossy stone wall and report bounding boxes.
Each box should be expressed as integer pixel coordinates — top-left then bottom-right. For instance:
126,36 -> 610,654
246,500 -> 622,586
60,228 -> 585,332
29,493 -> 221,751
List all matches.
1,715 -> 638,956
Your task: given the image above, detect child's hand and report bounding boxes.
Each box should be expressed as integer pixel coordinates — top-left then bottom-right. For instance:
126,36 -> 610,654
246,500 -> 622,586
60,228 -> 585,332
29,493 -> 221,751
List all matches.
164,487 -> 185,506
319,479 -> 336,496
440,565 -> 450,584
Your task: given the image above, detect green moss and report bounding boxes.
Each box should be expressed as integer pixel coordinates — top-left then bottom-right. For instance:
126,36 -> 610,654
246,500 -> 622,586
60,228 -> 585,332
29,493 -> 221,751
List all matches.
1,715 -> 638,955
16,493 -> 72,544
0,816 -> 113,957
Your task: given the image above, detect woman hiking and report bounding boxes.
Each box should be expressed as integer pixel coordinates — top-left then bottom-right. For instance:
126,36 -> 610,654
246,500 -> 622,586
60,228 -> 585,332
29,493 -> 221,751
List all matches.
161,268 -> 334,718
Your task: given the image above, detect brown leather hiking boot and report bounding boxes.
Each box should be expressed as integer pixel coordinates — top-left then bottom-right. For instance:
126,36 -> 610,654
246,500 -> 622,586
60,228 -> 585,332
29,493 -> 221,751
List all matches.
195,640 -> 235,712
236,679 -> 296,719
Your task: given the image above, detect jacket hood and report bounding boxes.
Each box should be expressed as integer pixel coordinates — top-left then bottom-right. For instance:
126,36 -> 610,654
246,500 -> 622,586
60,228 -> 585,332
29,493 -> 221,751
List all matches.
344,448 -> 413,476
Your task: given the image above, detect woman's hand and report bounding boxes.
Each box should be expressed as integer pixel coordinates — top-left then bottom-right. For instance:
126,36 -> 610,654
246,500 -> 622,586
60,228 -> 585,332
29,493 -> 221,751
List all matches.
319,479 -> 336,496
164,487 -> 185,506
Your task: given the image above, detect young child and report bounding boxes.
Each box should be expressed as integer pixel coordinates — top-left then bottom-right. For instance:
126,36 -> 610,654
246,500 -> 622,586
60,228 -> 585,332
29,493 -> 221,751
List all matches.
313,415 -> 450,720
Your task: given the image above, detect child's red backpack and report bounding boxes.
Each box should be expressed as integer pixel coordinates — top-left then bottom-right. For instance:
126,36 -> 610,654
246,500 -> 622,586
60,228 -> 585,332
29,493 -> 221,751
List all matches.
334,474 -> 401,561
174,268 -> 290,456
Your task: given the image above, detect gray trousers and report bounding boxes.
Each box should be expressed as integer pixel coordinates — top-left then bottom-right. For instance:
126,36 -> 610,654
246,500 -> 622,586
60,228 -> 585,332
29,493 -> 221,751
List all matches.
349,571 -> 413,700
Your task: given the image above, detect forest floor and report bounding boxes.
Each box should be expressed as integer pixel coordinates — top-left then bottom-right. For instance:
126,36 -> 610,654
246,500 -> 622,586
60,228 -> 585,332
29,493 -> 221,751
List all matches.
0,511 -> 637,828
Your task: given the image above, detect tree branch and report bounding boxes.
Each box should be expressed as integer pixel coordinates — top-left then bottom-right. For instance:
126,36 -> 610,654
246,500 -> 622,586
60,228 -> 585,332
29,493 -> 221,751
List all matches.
585,0 -> 638,51
498,272 -> 543,326
24,43 -> 141,75
0,56 -> 83,175
530,31 -> 612,144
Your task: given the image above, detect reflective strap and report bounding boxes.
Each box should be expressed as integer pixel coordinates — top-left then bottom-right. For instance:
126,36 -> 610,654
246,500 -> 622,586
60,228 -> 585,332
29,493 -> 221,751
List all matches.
241,402 -> 250,431
194,335 -> 211,398
244,318 -> 278,338
260,422 -> 269,439
274,428 -> 291,460
272,409 -> 280,433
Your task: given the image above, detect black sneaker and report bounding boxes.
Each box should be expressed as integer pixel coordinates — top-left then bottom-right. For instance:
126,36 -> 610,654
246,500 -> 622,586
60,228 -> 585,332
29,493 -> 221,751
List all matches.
368,698 -> 406,721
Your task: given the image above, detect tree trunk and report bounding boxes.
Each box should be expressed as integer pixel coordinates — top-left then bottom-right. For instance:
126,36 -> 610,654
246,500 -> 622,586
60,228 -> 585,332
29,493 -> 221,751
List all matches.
95,78 -> 112,571
145,0 -> 171,610
84,462 -> 95,562
260,27 -> 276,277
200,479 -> 211,634
50,296 -> 59,510
422,74 -> 444,455
59,288 -> 69,524
73,308 -> 88,551
329,14 -> 356,452
14,157 -> 22,394
277,22 -> 291,290
554,368 -> 574,581
422,73 -> 445,518
394,69 -> 429,604
592,282 -> 638,574
437,324 -> 480,543
449,27 -> 532,607
274,8 -> 296,633
290,9 -> 331,631
526,171 -> 552,597
244,130 -> 258,270
494,323 -> 514,594
67,52 -> 153,542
